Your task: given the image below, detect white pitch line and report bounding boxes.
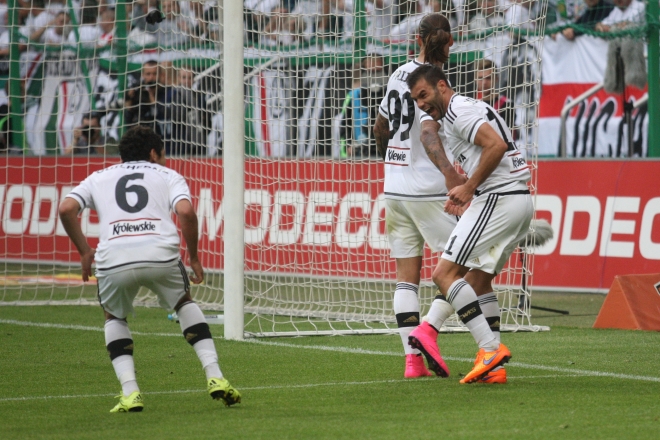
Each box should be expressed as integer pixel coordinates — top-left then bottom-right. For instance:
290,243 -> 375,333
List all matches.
0,375 -> 615,403
0,378 -> 435,403
244,339 -> 660,383
2,319 -> 660,384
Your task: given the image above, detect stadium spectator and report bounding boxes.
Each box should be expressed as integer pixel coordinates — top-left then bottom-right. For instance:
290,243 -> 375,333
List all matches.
155,0 -> 193,47
465,0 -> 505,35
560,0 -> 614,40
30,10 -> 70,45
179,0 -> 217,44
504,0 -> 535,31
367,0 -> 397,39
0,8 -> 21,60
293,0 -> 355,40
92,68 -> 121,143
64,113 -> 117,155
29,0 -> 67,40
170,66 -> 208,155
474,58 -> 517,137
58,125 -> 241,412
131,0 -> 159,33
335,53 -> 386,158
68,7 -> 115,48
0,81 -> 9,152
387,0 -> 458,44
594,0 -> 644,32
123,61 -> 158,129
244,0 -> 280,44
0,0 -> 7,36
261,6 -> 305,46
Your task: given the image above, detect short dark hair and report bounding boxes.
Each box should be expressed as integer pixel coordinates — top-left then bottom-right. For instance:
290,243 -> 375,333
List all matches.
406,64 -> 450,91
118,126 -> 164,162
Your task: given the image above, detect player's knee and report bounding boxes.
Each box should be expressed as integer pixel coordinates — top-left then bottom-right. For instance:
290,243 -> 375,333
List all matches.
182,322 -> 212,346
432,265 -> 453,292
106,338 -> 134,360
431,267 -> 444,290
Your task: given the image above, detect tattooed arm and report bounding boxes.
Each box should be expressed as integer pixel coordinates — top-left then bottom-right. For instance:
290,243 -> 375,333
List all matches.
420,120 -> 466,190
373,113 -> 390,160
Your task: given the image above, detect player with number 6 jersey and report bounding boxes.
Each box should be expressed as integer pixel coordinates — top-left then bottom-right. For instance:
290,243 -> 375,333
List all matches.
372,13 -> 465,380
67,155 -> 191,275
59,126 -> 240,412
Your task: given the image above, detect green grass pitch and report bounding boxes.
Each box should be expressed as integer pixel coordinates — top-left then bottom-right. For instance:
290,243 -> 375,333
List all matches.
1,292 -> 659,439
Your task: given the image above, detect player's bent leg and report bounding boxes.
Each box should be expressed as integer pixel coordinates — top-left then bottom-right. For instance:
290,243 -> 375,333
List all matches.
465,272 -> 507,384
175,300 -> 241,406
434,261 -> 510,383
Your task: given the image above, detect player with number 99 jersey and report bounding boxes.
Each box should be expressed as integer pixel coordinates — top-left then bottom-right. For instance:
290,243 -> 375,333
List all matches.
379,60 -> 452,201
66,162 -> 191,275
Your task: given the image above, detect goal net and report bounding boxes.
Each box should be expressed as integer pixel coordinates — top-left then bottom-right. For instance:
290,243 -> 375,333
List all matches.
0,0 -> 549,337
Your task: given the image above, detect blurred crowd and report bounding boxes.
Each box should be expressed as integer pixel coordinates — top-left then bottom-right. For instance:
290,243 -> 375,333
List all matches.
0,0 -> 651,157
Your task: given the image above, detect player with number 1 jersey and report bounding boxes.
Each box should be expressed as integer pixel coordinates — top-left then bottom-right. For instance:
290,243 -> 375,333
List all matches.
373,13 -> 463,380
406,65 -> 534,385
421,94 -> 530,193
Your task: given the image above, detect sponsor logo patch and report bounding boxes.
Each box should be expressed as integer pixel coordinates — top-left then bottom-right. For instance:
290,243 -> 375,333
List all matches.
459,307 -> 477,321
109,218 -> 161,239
402,315 -> 419,323
385,147 -> 411,166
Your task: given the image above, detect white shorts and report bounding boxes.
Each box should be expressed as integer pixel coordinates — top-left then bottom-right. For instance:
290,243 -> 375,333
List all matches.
386,198 -> 459,258
96,260 -> 190,318
441,190 -> 533,274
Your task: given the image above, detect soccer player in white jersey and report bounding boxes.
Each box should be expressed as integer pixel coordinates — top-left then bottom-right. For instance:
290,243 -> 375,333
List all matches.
372,13 -> 466,379
59,126 -> 241,411
406,64 -> 533,384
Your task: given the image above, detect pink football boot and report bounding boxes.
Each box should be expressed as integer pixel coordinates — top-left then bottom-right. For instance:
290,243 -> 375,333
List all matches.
408,321 -> 450,377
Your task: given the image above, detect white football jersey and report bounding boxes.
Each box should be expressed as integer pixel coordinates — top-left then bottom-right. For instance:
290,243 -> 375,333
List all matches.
378,60 -> 452,201
66,161 -> 191,274
421,94 -> 530,193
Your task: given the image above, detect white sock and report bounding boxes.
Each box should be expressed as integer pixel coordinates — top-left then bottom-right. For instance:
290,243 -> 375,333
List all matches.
105,319 -> 139,396
112,355 -> 140,396
393,282 -> 420,356
478,292 -> 501,342
423,290 -> 455,331
178,302 -> 223,379
447,279 -> 499,351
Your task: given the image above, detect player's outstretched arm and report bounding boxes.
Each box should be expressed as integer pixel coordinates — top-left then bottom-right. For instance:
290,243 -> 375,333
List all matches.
175,199 -> 204,284
373,113 -> 390,160
448,123 -> 507,206
420,120 -> 467,190
58,198 -> 95,282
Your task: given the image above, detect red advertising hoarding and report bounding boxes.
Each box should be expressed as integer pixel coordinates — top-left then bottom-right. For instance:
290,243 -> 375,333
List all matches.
2,158 -> 659,291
